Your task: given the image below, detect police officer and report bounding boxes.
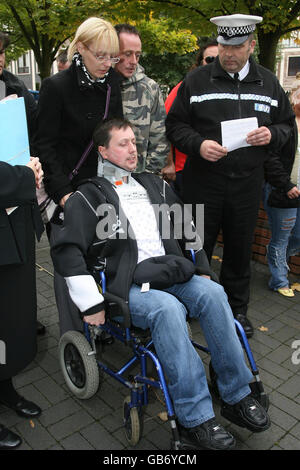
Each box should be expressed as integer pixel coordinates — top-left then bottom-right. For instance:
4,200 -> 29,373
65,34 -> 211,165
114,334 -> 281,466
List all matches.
166,14 -> 295,338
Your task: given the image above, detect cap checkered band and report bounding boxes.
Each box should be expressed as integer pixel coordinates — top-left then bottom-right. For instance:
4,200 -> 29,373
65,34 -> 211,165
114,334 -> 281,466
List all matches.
218,24 -> 256,38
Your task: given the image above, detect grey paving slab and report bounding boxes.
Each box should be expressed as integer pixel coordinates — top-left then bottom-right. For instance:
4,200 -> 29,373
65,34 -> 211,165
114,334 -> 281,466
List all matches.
1,234 -> 299,453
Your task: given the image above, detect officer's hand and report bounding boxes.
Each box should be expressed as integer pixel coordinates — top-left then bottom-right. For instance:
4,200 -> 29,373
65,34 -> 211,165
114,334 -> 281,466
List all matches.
200,140 -> 227,162
246,126 -> 271,146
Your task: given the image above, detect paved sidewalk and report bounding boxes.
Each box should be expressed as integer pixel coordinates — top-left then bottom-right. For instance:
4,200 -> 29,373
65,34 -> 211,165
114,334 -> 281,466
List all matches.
1,234 -> 300,451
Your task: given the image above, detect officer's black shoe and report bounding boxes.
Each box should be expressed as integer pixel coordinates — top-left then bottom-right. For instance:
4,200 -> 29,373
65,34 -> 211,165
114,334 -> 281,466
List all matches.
178,418 -> 235,450
234,314 -> 254,338
0,424 -> 22,449
221,395 -> 270,433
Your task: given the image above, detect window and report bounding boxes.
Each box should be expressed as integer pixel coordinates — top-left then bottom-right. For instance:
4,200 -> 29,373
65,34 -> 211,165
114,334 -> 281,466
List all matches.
288,56 -> 300,76
17,52 -> 30,74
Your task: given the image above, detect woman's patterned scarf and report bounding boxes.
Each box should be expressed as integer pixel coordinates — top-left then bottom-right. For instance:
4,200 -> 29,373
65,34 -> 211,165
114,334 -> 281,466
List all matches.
72,52 -> 108,87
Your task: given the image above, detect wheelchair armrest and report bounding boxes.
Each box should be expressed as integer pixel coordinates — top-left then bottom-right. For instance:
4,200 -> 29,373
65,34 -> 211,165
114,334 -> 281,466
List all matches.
103,292 -> 131,328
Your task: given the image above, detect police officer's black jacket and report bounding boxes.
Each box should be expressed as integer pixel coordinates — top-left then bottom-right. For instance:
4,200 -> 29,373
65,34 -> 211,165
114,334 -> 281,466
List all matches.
50,173 -> 215,317
166,56 -> 295,180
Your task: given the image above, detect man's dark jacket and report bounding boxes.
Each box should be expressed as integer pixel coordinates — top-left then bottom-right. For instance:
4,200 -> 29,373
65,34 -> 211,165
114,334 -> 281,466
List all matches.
50,173 -> 215,316
264,119 -> 300,208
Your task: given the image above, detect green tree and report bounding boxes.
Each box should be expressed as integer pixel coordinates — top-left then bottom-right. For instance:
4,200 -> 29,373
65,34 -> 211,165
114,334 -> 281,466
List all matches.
140,0 -> 300,72
0,0 -> 197,80
0,0 -> 107,79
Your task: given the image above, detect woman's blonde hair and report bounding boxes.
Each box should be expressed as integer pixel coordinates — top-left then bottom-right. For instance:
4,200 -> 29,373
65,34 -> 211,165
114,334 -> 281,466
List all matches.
68,17 -> 119,62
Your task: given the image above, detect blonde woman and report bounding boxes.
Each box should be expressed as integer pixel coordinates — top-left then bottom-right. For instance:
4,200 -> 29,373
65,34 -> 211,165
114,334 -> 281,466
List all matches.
35,17 -> 123,334
36,17 -> 123,210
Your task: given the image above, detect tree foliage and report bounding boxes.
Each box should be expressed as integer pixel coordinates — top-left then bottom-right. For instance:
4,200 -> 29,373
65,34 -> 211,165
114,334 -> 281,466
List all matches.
143,0 -> 300,71
1,0 -> 300,81
0,0 -> 106,79
0,0 -> 197,80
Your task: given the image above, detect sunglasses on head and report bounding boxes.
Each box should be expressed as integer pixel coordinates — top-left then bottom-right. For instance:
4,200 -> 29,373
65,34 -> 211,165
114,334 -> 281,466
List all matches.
204,56 -> 216,64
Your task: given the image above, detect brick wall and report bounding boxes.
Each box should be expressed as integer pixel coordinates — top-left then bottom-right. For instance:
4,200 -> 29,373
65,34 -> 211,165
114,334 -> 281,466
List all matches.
254,201 -> 300,276
217,200 -> 300,276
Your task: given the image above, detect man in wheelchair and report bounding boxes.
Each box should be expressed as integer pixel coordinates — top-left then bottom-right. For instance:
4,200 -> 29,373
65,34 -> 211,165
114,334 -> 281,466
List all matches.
51,118 -> 270,450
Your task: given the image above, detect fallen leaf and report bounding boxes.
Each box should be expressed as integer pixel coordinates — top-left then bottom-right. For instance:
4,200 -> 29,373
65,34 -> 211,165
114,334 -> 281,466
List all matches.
258,326 -> 268,332
157,411 -> 168,422
29,420 -> 35,428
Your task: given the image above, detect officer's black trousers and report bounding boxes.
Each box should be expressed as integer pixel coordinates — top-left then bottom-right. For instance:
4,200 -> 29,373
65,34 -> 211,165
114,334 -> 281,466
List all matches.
183,167 -> 264,316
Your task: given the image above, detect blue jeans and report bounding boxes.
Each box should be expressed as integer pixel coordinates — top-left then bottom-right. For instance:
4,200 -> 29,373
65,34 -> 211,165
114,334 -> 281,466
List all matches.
129,275 -> 253,428
263,183 -> 300,290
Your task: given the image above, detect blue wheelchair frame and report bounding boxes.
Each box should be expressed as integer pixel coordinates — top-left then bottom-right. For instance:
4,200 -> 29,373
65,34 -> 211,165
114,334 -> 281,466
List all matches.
81,266 -> 268,449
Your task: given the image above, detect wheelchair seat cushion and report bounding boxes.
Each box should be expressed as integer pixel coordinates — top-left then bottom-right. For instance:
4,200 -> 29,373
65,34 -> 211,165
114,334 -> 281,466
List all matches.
133,254 -> 196,289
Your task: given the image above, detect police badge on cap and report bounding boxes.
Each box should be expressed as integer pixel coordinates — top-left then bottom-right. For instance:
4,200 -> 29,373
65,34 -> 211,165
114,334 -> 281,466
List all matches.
210,14 -> 262,45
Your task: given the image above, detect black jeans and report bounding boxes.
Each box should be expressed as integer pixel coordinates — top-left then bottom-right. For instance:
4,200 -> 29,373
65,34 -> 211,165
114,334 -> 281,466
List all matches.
183,167 -> 263,316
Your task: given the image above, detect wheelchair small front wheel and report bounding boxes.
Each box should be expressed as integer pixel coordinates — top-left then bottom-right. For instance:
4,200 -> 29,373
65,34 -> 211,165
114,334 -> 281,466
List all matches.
123,396 -> 143,446
59,330 -> 100,400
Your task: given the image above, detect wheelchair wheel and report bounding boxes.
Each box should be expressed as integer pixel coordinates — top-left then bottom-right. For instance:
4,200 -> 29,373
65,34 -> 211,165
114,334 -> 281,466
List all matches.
123,396 -> 143,446
59,330 -> 100,400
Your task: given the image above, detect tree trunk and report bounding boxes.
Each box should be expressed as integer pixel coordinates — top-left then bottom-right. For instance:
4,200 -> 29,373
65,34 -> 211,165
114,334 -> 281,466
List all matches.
38,55 -> 54,81
256,29 -> 281,73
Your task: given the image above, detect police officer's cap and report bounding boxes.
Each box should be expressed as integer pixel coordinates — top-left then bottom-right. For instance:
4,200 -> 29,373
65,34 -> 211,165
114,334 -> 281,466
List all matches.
210,14 -> 262,46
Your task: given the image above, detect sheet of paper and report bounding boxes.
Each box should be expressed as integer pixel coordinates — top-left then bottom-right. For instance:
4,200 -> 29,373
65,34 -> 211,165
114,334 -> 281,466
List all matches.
0,96 -> 30,166
221,117 -> 258,152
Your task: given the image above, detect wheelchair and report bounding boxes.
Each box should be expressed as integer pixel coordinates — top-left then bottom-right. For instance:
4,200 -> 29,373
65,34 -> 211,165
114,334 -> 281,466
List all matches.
58,265 -> 269,450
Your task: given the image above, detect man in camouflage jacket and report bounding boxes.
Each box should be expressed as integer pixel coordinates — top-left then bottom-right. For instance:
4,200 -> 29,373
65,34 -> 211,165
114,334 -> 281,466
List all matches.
115,24 -> 169,173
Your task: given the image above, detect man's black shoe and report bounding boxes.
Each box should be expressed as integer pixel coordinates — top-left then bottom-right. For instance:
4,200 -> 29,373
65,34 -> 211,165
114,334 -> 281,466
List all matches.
0,397 -> 42,419
221,395 -> 270,433
234,314 -> 254,338
0,424 -> 22,449
178,418 -> 235,450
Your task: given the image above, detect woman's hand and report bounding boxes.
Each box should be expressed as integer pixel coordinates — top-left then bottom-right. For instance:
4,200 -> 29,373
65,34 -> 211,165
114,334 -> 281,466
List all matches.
27,157 -> 44,189
287,186 -> 300,199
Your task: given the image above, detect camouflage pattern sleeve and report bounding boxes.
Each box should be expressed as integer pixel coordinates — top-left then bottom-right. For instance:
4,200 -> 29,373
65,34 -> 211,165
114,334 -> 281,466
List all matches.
121,67 -> 169,174
145,82 -> 169,173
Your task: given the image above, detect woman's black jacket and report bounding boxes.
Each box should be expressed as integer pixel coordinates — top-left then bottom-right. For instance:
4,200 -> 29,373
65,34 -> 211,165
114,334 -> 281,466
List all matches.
35,63 -> 123,203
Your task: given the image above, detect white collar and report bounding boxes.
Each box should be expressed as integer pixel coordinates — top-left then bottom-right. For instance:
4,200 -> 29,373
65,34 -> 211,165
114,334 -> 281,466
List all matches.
228,60 -> 250,81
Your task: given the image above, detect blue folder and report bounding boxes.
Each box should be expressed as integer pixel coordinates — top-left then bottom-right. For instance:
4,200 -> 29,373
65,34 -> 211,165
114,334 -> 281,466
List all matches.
0,97 -> 30,166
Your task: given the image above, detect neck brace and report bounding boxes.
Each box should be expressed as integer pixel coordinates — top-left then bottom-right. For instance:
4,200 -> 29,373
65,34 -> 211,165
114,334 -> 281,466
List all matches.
97,155 -> 133,185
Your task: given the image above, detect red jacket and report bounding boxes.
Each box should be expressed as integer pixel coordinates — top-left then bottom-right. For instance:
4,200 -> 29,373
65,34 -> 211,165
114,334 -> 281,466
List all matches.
165,82 -> 187,172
